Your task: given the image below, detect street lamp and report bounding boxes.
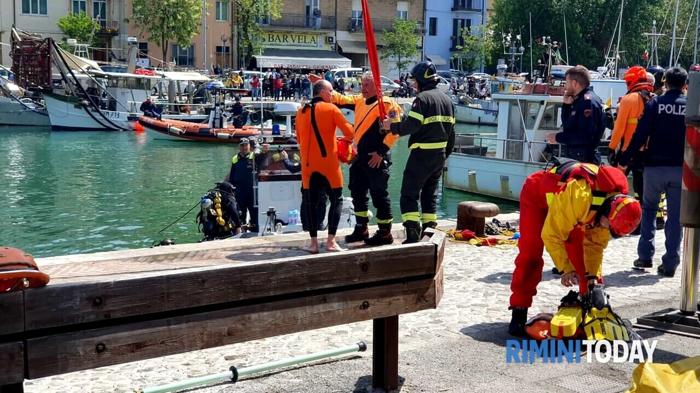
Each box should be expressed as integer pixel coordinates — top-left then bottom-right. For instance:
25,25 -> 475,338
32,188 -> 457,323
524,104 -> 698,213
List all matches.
221,34 -> 229,68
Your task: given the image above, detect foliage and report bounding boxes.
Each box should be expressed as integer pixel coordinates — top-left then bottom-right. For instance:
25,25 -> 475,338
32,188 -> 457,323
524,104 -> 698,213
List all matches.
235,0 -> 283,66
57,12 -> 100,46
130,0 -> 202,66
380,19 -> 420,75
489,0 -> 671,74
453,24 -> 496,72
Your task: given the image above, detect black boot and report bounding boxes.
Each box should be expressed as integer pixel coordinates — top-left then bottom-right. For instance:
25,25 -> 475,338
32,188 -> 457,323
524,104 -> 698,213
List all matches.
421,222 -> 437,237
365,229 -> 394,246
403,222 -> 421,244
344,224 -> 368,243
508,308 -> 528,337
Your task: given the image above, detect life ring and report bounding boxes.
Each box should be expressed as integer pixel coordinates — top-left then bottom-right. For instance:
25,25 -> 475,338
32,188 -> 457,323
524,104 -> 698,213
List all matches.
0,247 -> 50,292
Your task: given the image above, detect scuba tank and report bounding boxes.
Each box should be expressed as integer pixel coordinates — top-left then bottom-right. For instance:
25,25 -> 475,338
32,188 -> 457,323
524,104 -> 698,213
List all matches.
196,182 -> 242,241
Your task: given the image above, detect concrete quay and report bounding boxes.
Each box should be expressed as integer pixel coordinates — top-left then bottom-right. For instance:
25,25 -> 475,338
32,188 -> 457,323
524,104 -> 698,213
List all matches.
24,218 -> 696,393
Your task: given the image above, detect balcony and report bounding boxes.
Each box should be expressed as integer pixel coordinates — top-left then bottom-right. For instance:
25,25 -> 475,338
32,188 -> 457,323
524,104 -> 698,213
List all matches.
450,35 -> 465,51
268,13 -> 336,30
96,20 -> 119,36
347,18 -> 418,33
452,1 -> 481,12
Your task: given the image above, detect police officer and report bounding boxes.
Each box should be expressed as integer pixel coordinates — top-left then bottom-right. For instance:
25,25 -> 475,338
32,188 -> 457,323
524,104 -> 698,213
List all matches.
618,67 -> 687,277
226,138 -> 269,231
382,61 -> 455,243
546,65 -> 605,164
331,72 -> 403,246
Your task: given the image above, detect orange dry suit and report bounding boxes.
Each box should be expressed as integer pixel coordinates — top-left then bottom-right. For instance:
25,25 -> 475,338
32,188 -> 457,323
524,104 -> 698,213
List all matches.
331,91 -> 402,229
509,161 -> 629,309
296,97 -> 354,189
295,97 -> 353,237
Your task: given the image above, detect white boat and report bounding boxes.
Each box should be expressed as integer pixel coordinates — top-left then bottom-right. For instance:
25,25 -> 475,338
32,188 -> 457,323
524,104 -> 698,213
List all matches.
445,78 -> 627,201
454,98 -> 498,125
0,76 -> 50,127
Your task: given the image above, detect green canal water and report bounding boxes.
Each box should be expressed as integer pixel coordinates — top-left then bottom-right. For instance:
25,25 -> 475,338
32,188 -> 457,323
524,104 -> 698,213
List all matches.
0,125 -> 516,257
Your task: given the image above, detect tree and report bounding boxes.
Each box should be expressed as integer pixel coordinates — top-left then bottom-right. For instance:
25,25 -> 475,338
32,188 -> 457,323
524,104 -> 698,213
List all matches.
57,12 -> 100,46
380,19 -> 420,76
130,0 -> 202,66
489,0 -> 666,73
235,0 -> 283,67
453,24 -> 496,72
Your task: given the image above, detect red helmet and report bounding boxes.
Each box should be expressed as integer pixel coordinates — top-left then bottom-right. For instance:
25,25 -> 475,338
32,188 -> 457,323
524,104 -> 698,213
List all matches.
623,66 -> 648,88
336,138 -> 356,164
607,195 -> 642,236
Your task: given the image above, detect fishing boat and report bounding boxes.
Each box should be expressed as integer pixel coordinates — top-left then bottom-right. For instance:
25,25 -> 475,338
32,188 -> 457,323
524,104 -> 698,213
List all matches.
445,78 -> 627,201
0,74 -> 50,127
453,97 -> 498,125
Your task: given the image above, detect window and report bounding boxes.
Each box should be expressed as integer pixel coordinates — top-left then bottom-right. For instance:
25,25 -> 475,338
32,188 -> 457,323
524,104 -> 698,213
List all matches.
396,1 -> 408,20
216,1 -> 229,21
93,0 -> 106,26
22,0 -> 48,15
72,0 -> 86,14
428,17 -> 437,36
173,44 -> 195,67
216,46 -> 230,55
138,42 -> 149,59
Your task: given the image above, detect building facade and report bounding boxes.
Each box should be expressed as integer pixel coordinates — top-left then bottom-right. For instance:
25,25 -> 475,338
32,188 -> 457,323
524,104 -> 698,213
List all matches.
423,0 -> 488,71
1,0 -> 426,78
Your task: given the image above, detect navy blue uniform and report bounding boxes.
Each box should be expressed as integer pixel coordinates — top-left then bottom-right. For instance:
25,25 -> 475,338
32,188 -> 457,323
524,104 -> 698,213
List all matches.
557,86 -> 606,164
228,151 -> 267,229
619,88 -> 686,273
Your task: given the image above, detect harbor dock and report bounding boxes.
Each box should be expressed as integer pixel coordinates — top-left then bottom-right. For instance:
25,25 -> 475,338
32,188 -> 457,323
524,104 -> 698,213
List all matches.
17,218 -> 694,393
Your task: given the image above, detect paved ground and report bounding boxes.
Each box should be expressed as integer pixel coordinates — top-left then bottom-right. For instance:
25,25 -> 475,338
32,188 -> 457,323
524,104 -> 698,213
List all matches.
24,218 -> 698,393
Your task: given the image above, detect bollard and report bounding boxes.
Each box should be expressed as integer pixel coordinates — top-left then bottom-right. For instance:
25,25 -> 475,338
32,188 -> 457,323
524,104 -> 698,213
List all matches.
456,201 -> 500,236
681,72 -> 700,314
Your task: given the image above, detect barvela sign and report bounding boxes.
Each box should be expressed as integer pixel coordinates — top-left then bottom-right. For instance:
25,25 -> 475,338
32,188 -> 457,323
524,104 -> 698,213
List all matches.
260,31 -> 329,50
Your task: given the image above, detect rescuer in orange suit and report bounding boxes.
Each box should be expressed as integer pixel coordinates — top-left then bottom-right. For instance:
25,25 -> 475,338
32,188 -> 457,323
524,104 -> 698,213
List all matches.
508,160 -> 642,337
608,66 -> 654,209
296,80 -> 354,254
330,72 -> 403,245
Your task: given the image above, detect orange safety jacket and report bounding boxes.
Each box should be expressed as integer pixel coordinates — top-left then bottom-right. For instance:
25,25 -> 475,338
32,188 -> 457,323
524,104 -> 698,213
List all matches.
296,97 -> 354,189
331,91 -> 401,160
609,86 -> 653,152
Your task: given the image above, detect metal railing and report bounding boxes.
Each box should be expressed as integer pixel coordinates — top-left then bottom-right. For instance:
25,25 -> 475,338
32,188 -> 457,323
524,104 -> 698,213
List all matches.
452,134 -> 563,163
347,18 -> 399,32
269,13 -> 336,30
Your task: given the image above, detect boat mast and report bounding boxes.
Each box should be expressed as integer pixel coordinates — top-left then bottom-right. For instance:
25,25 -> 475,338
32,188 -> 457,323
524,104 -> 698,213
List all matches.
563,9 -> 569,64
670,0 -> 680,67
529,13 -> 533,79
644,20 -> 665,67
603,0 -> 624,78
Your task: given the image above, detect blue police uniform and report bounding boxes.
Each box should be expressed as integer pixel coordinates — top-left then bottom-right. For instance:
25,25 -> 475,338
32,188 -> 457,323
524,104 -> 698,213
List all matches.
619,88 -> 686,273
557,86 -> 606,164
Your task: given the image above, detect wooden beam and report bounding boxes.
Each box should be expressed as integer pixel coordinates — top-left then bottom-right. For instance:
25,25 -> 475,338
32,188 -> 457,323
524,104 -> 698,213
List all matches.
25,278 -> 439,378
0,292 -> 24,335
0,342 -> 24,385
24,243 -> 436,330
372,316 -> 399,391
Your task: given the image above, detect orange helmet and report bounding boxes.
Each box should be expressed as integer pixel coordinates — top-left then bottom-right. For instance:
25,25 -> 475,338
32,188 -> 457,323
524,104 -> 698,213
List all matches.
623,66 -> 648,88
336,138 -> 356,164
607,195 -> 642,237
525,313 -> 553,340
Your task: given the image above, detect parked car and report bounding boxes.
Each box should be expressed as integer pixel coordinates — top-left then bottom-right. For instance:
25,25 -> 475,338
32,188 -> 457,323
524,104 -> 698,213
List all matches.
380,76 -> 400,93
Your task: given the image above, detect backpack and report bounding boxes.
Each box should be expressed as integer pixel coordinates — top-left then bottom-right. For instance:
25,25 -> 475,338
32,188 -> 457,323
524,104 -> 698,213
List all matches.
196,182 -> 242,241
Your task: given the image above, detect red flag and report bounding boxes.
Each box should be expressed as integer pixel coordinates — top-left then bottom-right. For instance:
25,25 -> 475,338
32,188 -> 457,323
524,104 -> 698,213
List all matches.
361,0 -> 386,120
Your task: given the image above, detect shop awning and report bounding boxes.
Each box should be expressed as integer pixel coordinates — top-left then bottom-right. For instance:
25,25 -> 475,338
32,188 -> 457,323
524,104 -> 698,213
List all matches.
254,49 -> 351,70
337,40 -> 368,54
426,54 -> 447,66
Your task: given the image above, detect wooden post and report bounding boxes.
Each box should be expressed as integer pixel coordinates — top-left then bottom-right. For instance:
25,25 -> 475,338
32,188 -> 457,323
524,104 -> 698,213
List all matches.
0,384 -> 24,393
372,315 -> 399,391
